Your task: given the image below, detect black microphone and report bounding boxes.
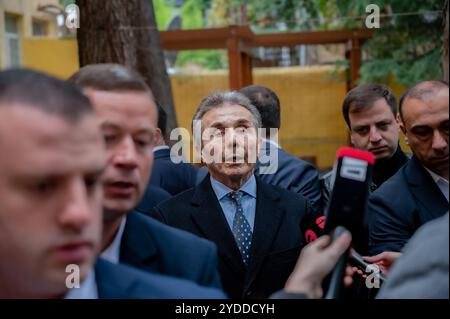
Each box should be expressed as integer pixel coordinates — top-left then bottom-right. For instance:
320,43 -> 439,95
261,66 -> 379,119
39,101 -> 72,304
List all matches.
350,249 -> 386,283
323,147 -> 375,299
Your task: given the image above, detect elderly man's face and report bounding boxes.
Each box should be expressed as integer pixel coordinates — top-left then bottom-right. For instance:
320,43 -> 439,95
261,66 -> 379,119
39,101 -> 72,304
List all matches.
200,104 -> 260,186
349,98 -> 400,160
400,89 -> 449,178
84,89 -> 157,216
0,106 -> 105,298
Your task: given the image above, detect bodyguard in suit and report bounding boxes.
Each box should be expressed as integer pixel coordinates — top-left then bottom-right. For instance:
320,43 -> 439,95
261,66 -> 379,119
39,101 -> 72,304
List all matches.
369,80 -> 449,255
0,68 -> 225,299
73,258 -> 225,299
321,84 -> 410,208
69,64 -> 222,289
147,101 -> 198,196
152,91 -> 316,298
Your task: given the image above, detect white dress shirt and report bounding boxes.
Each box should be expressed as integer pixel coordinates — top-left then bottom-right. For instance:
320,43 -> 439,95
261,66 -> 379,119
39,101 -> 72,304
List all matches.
100,217 -> 127,264
152,145 -> 170,153
425,167 -> 449,202
64,269 -> 98,299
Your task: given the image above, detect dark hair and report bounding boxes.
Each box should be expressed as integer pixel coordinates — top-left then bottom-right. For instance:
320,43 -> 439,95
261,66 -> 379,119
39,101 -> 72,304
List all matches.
0,68 -> 93,122
155,100 -> 167,136
399,80 -> 449,122
68,63 -> 153,97
342,84 -> 397,128
239,85 -> 280,129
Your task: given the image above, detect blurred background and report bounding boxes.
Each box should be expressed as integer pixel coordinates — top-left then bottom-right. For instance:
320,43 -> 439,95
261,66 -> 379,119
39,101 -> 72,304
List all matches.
0,0 -> 447,170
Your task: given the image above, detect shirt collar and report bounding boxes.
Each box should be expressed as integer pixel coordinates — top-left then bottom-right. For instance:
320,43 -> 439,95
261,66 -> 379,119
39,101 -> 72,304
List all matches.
152,145 -> 170,153
64,268 -> 98,299
210,174 -> 257,200
424,166 -> 449,184
100,217 -> 127,264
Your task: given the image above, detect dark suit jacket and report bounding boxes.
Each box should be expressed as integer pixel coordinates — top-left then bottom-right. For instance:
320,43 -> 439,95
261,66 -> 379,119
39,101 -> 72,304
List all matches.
256,145 -> 322,212
368,156 -> 448,255
150,148 -> 198,195
152,175 -> 313,299
95,258 -> 226,298
119,211 -> 222,289
135,185 -> 171,214
195,145 -> 322,211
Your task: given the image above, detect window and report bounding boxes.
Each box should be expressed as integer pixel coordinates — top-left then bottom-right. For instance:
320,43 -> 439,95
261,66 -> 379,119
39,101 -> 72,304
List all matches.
5,14 -> 21,67
32,19 -> 48,37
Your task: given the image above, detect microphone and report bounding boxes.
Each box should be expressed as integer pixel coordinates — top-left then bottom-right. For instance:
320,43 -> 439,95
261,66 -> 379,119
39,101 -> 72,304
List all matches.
350,249 -> 386,283
324,147 -> 375,299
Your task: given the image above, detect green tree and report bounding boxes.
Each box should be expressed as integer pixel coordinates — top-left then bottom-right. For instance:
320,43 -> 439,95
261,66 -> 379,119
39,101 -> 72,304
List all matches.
327,0 -> 444,85
155,0 -> 446,84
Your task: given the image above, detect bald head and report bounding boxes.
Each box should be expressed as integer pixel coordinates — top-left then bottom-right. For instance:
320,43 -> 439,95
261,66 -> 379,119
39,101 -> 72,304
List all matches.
398,80 -> 449,179
399,80 -> 449,122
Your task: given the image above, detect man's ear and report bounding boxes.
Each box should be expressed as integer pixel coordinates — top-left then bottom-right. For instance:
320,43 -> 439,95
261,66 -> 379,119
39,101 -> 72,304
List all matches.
155,128 -> 163,143
348,128 -> 355,146
194,137 -> 204,164
397,114 -> 407,134
397,114 -> 409,145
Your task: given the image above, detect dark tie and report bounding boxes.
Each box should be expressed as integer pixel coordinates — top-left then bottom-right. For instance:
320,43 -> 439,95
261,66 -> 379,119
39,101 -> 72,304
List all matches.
228,191 -> 253,266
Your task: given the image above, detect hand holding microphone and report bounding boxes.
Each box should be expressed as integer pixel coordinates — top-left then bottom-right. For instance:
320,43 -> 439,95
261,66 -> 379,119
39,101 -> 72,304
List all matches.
284,229 -> 353,299
323,147 -> 375,299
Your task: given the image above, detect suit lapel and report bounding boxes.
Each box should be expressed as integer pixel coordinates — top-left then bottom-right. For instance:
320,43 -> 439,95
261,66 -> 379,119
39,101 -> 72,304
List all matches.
406,157 -> 448,222
95,258 -> 131,298
190,176 -> 246,275
244,177 -> 284,288
119,212 -> 159,271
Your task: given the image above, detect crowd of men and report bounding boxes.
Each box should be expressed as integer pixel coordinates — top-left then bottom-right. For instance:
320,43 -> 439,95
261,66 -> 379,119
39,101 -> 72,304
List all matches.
0,64 -> 447,299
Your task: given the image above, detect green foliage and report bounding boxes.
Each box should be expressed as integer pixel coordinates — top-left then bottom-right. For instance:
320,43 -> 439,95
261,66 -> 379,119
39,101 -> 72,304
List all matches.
153,0 -> 174,29
153,0 -> 445,81
60,0 -> 75,6
323,0 -> 444,85
180,0 -> 204,29
176,50 -> 227,69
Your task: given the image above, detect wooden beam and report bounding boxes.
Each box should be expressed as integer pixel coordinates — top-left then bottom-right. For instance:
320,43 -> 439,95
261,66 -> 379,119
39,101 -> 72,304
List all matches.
241,51 -> 253,87
253,29 -> 372,47
226,26 -> 253,89
349,37 -> 361,89
159,26 -> 372,90
161,26 -> 253,51
160,27 -> 372,51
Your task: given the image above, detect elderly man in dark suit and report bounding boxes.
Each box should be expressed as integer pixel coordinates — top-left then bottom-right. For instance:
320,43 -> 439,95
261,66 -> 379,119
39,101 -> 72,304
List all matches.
368,80 -> 449,256
196,85 -> 322,212
69,64 -> 222,289
152,91 -> 316,299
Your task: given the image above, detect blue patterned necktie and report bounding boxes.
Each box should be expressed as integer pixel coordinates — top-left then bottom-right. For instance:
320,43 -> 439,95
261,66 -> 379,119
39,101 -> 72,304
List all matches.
228,191 -> 253,266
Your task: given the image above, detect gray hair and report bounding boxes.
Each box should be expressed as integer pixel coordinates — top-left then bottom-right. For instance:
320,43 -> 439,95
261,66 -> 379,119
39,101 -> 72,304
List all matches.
193,91 -> 262,129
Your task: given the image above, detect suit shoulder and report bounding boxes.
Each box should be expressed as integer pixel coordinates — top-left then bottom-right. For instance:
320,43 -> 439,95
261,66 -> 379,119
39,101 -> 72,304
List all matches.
138,211 -> 217,252
279,149 -> 315,170
156,187 -> 196,210
370,164 -> 409,200
147,185 -> 171,199
96,258 -> 225,298
259,179 -> 309,204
